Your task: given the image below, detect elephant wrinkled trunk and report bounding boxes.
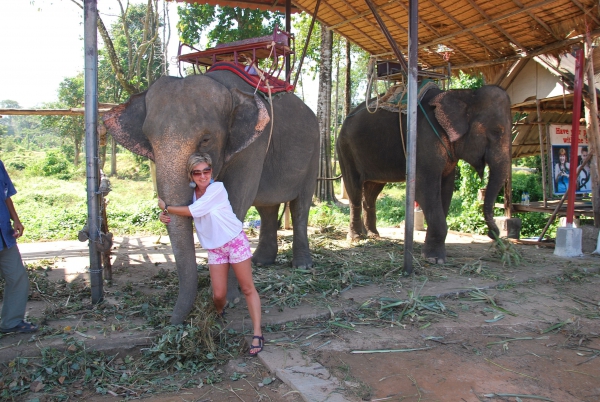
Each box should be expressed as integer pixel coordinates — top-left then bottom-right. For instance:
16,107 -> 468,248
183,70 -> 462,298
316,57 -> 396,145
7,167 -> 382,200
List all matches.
483,165 -> 508,240
166,214 -> 197,325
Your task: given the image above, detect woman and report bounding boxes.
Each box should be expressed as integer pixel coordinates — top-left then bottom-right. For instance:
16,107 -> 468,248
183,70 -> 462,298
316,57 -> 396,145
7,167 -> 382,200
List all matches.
554,148 -> 570,193
158,153 -> 264,355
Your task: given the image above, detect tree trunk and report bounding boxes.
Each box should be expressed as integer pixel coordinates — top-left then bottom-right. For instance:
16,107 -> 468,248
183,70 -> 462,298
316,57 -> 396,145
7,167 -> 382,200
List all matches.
110,135 -> 117,176
584,37 -> 600,226
345,39 -> 352,116
315,26 -> 336,202
74,138 -> 80,166
339,39 -> 352,200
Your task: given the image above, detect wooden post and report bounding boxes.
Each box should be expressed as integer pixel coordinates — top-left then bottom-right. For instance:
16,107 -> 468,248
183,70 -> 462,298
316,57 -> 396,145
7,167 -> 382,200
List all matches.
584,37 -> 600,226
536,100 -> 548,205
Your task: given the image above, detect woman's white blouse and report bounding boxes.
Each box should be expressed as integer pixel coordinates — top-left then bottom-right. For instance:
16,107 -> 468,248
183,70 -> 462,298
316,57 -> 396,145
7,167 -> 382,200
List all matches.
188,182 -> 243,249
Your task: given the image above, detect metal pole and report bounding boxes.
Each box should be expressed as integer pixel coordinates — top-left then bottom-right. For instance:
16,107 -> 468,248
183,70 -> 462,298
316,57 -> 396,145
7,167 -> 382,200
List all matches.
84,0 -> 103,303
403,0 -> 418,275
566,48 -> 584,225
364,0 -> 408,76
285,0 -> 291,82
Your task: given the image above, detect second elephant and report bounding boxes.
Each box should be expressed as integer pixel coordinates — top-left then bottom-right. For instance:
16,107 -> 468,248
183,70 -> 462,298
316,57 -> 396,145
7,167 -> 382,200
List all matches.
336,85 -> 512,263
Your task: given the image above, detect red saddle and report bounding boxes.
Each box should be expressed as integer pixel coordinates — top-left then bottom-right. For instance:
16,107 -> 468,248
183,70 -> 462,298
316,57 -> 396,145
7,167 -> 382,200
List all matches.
208,62 -> 294,94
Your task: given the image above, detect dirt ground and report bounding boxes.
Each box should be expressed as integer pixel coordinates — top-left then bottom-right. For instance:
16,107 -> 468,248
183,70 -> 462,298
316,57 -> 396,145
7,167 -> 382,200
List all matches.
4,227 -> 600,402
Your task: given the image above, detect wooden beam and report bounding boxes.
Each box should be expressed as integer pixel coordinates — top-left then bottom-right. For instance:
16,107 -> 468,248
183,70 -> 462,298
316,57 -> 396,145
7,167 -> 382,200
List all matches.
511,107 -> 573,113
465,0 -> 526,51
448,27 -> 600,70
289,0 -> 387,53
327,0 -> 396,30
570,0 -> 600,25
0,108 -> 113,116
418,0 -> 559,51
511,0 -> 562,41
427,0 -> 501,57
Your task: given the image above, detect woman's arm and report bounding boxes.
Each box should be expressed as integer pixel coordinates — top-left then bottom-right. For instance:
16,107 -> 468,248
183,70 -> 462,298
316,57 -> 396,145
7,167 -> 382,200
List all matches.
158,198 -> 192,217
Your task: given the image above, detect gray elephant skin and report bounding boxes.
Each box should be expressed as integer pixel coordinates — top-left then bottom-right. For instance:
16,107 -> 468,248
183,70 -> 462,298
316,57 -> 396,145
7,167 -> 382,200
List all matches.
103,71 -> 319,324
336,85 -> 512,263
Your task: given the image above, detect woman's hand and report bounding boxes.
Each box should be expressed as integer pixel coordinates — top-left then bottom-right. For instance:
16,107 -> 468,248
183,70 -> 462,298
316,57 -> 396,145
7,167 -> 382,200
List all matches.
159,211 -> 171,224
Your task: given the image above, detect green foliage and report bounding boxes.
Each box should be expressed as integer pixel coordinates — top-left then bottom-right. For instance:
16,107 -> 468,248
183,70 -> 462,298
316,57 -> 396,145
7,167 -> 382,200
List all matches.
177,4 -> 283,48
450,71 -> 485,89
98,3 -> 165,102
448,161 -> 488,234
512,170 -> 543,203
4,152 -> 165,242
309,202 -> 349,230
516,211 -> 557,239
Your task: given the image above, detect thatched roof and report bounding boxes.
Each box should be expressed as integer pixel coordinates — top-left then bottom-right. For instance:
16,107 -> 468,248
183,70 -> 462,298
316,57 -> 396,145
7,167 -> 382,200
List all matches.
173,0 -> 600,78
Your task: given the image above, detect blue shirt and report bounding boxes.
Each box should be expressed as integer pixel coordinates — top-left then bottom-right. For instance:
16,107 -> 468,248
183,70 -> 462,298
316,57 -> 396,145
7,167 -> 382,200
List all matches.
0,160 -> 18,250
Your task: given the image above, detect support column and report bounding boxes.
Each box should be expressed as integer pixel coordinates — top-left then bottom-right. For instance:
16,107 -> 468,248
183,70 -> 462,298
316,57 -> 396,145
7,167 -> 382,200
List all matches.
84,0 -> 103,302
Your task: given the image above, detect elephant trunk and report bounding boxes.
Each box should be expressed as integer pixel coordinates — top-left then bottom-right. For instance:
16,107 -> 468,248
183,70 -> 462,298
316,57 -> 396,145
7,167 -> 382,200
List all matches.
167,215 -> 197,324
154,144 -> 198,325
483,156 -> 510,240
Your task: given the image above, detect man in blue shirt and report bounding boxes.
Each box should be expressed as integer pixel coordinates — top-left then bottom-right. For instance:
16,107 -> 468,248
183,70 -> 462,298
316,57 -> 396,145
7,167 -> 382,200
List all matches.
0,160 -> 37,333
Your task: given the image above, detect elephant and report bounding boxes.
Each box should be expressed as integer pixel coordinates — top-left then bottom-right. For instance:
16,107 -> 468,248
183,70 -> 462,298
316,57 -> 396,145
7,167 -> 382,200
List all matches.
103,70 -> 319,324
336,85 -> 512,263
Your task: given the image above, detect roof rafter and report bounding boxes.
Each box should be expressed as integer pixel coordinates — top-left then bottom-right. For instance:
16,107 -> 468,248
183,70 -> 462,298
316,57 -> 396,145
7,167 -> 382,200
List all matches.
510,0 -> 562,41
465,0 -> 526,51
426,0 -> 501,57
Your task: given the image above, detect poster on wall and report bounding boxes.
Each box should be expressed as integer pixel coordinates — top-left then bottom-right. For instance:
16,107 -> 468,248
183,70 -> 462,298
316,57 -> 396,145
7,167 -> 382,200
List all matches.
548,124 -> 591,195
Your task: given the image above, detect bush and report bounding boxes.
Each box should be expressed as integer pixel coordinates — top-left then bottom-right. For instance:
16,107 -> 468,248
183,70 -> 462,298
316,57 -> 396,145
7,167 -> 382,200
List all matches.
512,171 -> 543,203
28,149 -> 74,180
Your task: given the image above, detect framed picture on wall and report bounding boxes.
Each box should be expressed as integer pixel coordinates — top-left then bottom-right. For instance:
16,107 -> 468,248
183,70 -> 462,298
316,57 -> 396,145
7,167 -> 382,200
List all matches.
549,124 -> 590,195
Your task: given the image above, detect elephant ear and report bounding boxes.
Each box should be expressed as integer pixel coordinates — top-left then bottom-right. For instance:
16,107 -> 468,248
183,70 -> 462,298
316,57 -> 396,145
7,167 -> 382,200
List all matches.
429,91 -> 470,143
224,89 -> 270,163
103,91 -> 155,161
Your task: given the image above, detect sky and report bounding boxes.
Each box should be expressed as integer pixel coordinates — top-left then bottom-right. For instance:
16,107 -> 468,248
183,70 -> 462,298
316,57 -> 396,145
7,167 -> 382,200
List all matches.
0,0 -> 182,109
0,0 -> 318,110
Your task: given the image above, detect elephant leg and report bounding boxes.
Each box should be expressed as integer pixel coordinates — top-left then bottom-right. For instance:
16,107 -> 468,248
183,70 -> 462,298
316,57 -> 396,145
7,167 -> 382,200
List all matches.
289,197 -> 313,268
362,181 -> 385,238
419,181 -> 448,264
440,170 -> 456,217
340,166 -> 365,241
252,204 -> 280,266
226,266 -> 241,305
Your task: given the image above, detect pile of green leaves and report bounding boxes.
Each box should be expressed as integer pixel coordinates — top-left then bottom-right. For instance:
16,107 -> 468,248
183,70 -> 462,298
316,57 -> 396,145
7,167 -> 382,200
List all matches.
0,263 -> 244,399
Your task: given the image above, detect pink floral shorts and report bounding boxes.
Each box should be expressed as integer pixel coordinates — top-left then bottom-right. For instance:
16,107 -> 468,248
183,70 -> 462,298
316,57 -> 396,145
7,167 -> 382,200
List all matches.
207,231 -> 252,264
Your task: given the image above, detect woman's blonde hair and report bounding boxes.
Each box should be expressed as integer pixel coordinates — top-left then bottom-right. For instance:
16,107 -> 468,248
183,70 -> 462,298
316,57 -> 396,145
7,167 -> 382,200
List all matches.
187,152 -> 212,182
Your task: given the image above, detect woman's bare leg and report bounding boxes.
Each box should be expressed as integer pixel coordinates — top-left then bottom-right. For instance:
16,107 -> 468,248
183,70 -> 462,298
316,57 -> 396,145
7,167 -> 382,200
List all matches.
208,263 -> 229,315
231,258 -> 263,352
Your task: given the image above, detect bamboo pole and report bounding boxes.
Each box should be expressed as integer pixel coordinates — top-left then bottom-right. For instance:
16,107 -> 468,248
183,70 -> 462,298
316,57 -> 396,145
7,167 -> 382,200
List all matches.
584,36 -> 600,226
536,100 -> 548,205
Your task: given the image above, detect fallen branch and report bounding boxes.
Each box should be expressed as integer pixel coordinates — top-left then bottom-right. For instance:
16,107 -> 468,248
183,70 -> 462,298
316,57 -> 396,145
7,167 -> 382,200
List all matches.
351,346 -> 433,354
484,358 -> 538,380
483,393 -> 553,401
486,336 -> 549,347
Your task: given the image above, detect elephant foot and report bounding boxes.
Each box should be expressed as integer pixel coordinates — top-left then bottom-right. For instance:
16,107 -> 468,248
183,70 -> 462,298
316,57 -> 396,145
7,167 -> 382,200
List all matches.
292,256 -> 313,269
366,231 -> 380,239
251,254 -> 276,266
424,256 -> 446,264
346,231 -> 363,243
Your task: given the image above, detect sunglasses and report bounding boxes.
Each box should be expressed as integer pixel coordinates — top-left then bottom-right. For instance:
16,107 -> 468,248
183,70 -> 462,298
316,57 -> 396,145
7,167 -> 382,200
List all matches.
192,167 -> 212,177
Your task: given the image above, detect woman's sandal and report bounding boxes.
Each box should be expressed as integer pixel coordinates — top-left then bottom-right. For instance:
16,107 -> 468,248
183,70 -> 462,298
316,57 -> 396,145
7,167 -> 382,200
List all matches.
249,335 -> 264,356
